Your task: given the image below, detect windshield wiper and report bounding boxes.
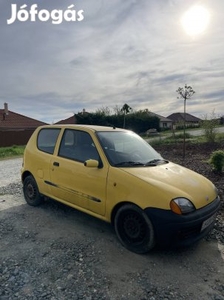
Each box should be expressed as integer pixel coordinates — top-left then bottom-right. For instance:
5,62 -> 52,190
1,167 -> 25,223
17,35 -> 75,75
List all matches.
115,159 -> 169,167
114,161 -> 145,167
145,159 -> 169,166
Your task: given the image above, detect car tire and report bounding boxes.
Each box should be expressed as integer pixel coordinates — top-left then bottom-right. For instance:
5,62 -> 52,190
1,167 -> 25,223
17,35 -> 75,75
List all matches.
23,175 -> 43,206
114,204 -> 155,254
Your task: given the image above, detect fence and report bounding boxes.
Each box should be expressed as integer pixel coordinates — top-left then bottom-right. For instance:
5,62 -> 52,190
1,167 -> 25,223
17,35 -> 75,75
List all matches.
0,129 -> 35,147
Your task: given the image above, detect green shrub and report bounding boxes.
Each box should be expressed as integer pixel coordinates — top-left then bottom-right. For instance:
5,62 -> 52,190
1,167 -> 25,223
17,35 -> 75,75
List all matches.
171,133 -> 192,140
208,150 -> 224,172
201,111 -> 219,143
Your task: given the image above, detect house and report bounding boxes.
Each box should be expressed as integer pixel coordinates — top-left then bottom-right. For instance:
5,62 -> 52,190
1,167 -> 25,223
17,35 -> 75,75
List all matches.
146,111 -> 173,129
0,103 -> 47,147
55,109 -> 88,124
167,112 -> 201,128
55,115 -> 76,124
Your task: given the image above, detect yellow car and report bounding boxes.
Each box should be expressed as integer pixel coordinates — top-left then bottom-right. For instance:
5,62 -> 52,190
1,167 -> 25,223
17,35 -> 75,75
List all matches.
21,125 -> 220,253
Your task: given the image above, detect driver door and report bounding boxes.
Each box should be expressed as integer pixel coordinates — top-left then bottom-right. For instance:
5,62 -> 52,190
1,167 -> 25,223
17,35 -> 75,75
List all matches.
50,129 -> 108,216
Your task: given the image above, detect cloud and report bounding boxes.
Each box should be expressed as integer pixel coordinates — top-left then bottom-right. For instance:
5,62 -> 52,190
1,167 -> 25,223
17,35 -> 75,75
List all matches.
0,0 -> 224,123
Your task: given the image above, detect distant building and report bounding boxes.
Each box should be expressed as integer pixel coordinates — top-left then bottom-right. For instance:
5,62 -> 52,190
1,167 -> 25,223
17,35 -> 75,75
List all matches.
167,112 -> 201,128
55,109 -> 88,124
0,103 -> 47,147
55,115 -> 76,124
146,111 -> 173,129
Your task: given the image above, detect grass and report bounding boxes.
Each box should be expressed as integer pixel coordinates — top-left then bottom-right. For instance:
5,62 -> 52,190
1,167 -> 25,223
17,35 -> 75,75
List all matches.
149,131 -> 224,147
0,145 -> 25,159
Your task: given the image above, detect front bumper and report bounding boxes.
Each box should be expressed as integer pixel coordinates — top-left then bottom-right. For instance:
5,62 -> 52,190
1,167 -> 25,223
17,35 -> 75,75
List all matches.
144,196 -> 221,248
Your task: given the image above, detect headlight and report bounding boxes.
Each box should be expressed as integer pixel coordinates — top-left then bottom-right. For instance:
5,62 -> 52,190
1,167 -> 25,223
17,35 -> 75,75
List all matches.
170,198 -> 195,215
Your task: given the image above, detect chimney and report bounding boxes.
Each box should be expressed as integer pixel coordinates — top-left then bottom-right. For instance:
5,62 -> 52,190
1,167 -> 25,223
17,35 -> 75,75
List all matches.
2,102 -> 9,120
4,103 -> 9,115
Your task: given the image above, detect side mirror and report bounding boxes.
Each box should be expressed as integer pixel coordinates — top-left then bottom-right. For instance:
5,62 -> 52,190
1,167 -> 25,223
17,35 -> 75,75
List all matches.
84,159 -> 99,168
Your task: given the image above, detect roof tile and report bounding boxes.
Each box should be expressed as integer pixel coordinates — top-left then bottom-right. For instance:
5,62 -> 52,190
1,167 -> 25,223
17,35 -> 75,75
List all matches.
0,109 -> 47,129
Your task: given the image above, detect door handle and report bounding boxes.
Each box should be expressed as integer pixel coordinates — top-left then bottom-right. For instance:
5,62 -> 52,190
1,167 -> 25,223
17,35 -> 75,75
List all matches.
53,162 -> 60,167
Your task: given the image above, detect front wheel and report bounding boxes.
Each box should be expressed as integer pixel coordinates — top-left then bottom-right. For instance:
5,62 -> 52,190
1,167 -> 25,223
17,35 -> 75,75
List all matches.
114,204 -> 155,254
23,175 -> 43,206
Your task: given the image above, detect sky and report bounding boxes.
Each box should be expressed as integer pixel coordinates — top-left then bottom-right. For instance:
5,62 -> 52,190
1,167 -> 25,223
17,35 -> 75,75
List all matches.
0,0 -> 224,124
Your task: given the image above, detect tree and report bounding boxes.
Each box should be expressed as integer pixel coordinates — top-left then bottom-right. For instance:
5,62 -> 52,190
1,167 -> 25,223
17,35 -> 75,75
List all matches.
176,84 -> 195,158
113,105 -> 123,116
121,103 -> 132,128
95,106 -> 111,116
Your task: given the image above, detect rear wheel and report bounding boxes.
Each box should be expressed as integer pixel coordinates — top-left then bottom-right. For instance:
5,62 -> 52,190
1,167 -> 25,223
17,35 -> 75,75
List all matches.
23,175 -> 43,206
114,204 -> 155,254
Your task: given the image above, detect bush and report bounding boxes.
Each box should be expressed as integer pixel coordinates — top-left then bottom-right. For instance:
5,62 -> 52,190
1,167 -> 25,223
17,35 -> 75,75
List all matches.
201,111 -> 219,143
208,150 -> 224,172
172,133 -> 192,140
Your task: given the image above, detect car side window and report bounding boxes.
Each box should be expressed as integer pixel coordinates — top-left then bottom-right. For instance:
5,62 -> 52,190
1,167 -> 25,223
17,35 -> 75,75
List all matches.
58,129 -> 99,162
37,128 -> 61,154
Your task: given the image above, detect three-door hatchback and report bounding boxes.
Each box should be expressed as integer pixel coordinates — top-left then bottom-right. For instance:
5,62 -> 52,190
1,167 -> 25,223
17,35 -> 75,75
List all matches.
21,125 -> 220,253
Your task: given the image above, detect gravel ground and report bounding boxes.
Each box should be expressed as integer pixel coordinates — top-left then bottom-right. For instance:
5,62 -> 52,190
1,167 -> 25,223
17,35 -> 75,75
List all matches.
0,144 -> 224,300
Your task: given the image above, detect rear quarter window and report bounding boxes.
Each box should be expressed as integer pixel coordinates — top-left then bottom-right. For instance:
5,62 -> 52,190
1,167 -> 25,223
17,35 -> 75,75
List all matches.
37,128 -> 61,154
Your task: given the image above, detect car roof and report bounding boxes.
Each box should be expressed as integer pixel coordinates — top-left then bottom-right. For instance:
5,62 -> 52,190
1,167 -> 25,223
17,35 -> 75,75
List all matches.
38,124 -> 128,133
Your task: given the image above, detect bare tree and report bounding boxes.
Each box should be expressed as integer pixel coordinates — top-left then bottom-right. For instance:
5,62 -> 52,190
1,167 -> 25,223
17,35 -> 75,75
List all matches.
95,106 -> 111,116
176,84 -> 195,158
113,105 -> 123,116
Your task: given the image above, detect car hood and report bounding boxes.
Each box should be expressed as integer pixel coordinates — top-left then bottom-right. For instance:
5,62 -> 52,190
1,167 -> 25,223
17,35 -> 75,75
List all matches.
120,162 -> 217,209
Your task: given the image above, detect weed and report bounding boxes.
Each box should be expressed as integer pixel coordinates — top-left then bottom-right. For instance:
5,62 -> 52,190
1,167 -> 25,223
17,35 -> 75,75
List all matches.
0,145 -> 25,159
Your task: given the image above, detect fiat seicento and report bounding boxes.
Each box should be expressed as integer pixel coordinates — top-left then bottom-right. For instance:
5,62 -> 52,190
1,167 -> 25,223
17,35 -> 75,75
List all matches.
21,125 -> 220,253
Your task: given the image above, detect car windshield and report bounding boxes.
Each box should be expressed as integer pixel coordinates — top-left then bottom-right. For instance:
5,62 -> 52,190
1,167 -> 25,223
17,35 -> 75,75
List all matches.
97,131 -> 166,167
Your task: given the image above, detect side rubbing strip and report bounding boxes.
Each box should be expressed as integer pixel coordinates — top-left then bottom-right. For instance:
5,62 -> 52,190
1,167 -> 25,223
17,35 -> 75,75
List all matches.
44,181 -> 101,203
90,197 -> 101,203
45,181 -> 58,187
